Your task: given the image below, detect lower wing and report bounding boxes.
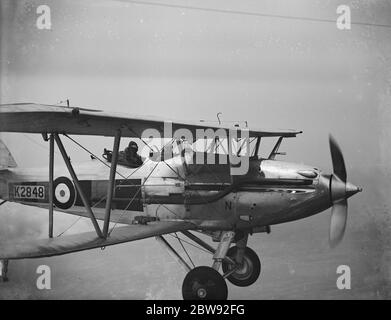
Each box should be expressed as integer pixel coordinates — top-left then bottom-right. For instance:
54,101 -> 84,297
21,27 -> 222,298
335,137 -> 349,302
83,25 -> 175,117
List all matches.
0,220 -> 195,260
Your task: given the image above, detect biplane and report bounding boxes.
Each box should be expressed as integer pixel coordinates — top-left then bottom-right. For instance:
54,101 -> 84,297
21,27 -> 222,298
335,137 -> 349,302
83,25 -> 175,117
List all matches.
0,103 -> 361,300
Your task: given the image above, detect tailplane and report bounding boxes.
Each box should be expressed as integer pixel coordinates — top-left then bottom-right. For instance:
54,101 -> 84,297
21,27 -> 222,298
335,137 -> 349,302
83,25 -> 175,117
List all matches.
0,139 -> 17,169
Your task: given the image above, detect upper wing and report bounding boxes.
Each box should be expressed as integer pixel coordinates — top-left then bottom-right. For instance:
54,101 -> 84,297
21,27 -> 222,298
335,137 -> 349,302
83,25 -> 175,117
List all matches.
0,220 -> 195,260
0,103 -> 302,138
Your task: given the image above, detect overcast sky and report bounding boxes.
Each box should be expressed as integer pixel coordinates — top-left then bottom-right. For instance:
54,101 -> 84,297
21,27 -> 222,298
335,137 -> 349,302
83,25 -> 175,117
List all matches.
0,0 -> 390,173
1,0 -> 391,300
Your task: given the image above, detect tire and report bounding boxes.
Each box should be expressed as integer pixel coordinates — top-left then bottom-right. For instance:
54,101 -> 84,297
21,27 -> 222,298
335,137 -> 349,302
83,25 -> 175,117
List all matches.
182,266 -> 228,300
222,246 -> 261,287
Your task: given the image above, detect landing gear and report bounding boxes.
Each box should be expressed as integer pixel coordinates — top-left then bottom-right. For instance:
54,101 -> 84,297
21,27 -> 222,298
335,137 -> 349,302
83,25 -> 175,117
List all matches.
182,266 -> 228,300
159,230 -> 262,300
222,246 -> 261,287
181,231 -> 235,300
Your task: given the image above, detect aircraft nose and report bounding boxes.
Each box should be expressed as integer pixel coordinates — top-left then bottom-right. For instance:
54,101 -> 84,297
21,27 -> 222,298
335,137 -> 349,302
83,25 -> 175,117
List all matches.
345,182 -> 362,199
326,174 -> 362,203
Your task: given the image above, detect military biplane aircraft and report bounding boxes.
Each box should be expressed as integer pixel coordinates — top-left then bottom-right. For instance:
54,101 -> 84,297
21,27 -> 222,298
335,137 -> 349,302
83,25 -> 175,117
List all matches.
0,103 -> 361,300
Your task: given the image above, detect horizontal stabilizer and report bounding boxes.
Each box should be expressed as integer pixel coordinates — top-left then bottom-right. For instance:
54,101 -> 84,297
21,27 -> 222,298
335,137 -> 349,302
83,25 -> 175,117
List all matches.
0,220 -> 194,260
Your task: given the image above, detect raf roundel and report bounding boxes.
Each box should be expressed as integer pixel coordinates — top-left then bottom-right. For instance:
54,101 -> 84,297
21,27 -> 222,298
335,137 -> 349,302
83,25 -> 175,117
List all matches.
53,177 -> 75,210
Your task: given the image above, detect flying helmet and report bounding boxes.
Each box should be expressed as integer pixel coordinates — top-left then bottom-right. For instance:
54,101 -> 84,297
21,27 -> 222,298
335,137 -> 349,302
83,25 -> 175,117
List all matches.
128,141 -> 138,152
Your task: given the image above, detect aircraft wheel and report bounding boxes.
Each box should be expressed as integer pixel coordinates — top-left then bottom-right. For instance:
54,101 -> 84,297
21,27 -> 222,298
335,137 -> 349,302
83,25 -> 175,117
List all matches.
182,266 -> 228,300
222,246 -> 261,287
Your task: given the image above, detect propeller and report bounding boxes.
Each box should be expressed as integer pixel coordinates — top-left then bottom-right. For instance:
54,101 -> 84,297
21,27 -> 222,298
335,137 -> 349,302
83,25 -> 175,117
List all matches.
329,135 -> 346,183
328,135 -> 361,248
329,199 -> 348,248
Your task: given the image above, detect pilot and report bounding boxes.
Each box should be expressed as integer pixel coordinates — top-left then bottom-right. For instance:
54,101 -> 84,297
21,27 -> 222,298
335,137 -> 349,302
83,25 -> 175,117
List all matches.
124,141 -> 143,167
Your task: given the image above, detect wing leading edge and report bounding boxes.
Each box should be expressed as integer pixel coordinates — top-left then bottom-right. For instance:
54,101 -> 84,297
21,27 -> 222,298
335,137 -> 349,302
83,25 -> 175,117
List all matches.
0,103 -> 302,138
0,220 -> 195,260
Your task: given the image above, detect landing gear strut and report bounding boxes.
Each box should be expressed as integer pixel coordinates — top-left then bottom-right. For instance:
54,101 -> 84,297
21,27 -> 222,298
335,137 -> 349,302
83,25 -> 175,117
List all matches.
180,231 -> 235,300
222,232 -> 261,287
159,230 -> 261,300
181,231 -> 238,300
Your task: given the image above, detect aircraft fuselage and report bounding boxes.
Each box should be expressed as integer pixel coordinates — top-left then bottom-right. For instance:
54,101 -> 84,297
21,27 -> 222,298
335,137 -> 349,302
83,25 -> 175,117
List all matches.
0,155 -> 333,232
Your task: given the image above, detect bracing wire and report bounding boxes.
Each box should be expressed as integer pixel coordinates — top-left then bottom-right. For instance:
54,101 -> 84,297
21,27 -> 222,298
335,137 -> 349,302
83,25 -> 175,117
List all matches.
167,233 -> 212,255
174,232 -> 196,268
124,0 -> 391,29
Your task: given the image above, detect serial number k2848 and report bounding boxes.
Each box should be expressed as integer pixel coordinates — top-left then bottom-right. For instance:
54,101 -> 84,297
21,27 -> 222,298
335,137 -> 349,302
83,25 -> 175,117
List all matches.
13,185 -> 45,199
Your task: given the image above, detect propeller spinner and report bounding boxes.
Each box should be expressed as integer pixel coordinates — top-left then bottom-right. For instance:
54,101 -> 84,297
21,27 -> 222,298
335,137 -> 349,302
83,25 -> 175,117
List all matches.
328,135 -> 362,248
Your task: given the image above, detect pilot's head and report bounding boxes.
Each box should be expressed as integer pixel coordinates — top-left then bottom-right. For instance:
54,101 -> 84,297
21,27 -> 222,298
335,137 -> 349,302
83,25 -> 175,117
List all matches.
128,141 -> 138,152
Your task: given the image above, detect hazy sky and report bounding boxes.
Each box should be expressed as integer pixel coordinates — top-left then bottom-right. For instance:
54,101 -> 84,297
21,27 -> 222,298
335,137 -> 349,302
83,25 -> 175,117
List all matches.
0,0 -> 390,172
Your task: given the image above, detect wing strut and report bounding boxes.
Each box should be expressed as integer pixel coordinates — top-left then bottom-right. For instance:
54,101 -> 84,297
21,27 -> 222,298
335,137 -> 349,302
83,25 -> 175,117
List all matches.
268,136 -> 285,160
103,130 -> 121,237
48,134 -> 54,238
253,136 -> 261,157
54,133 -> 104,238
